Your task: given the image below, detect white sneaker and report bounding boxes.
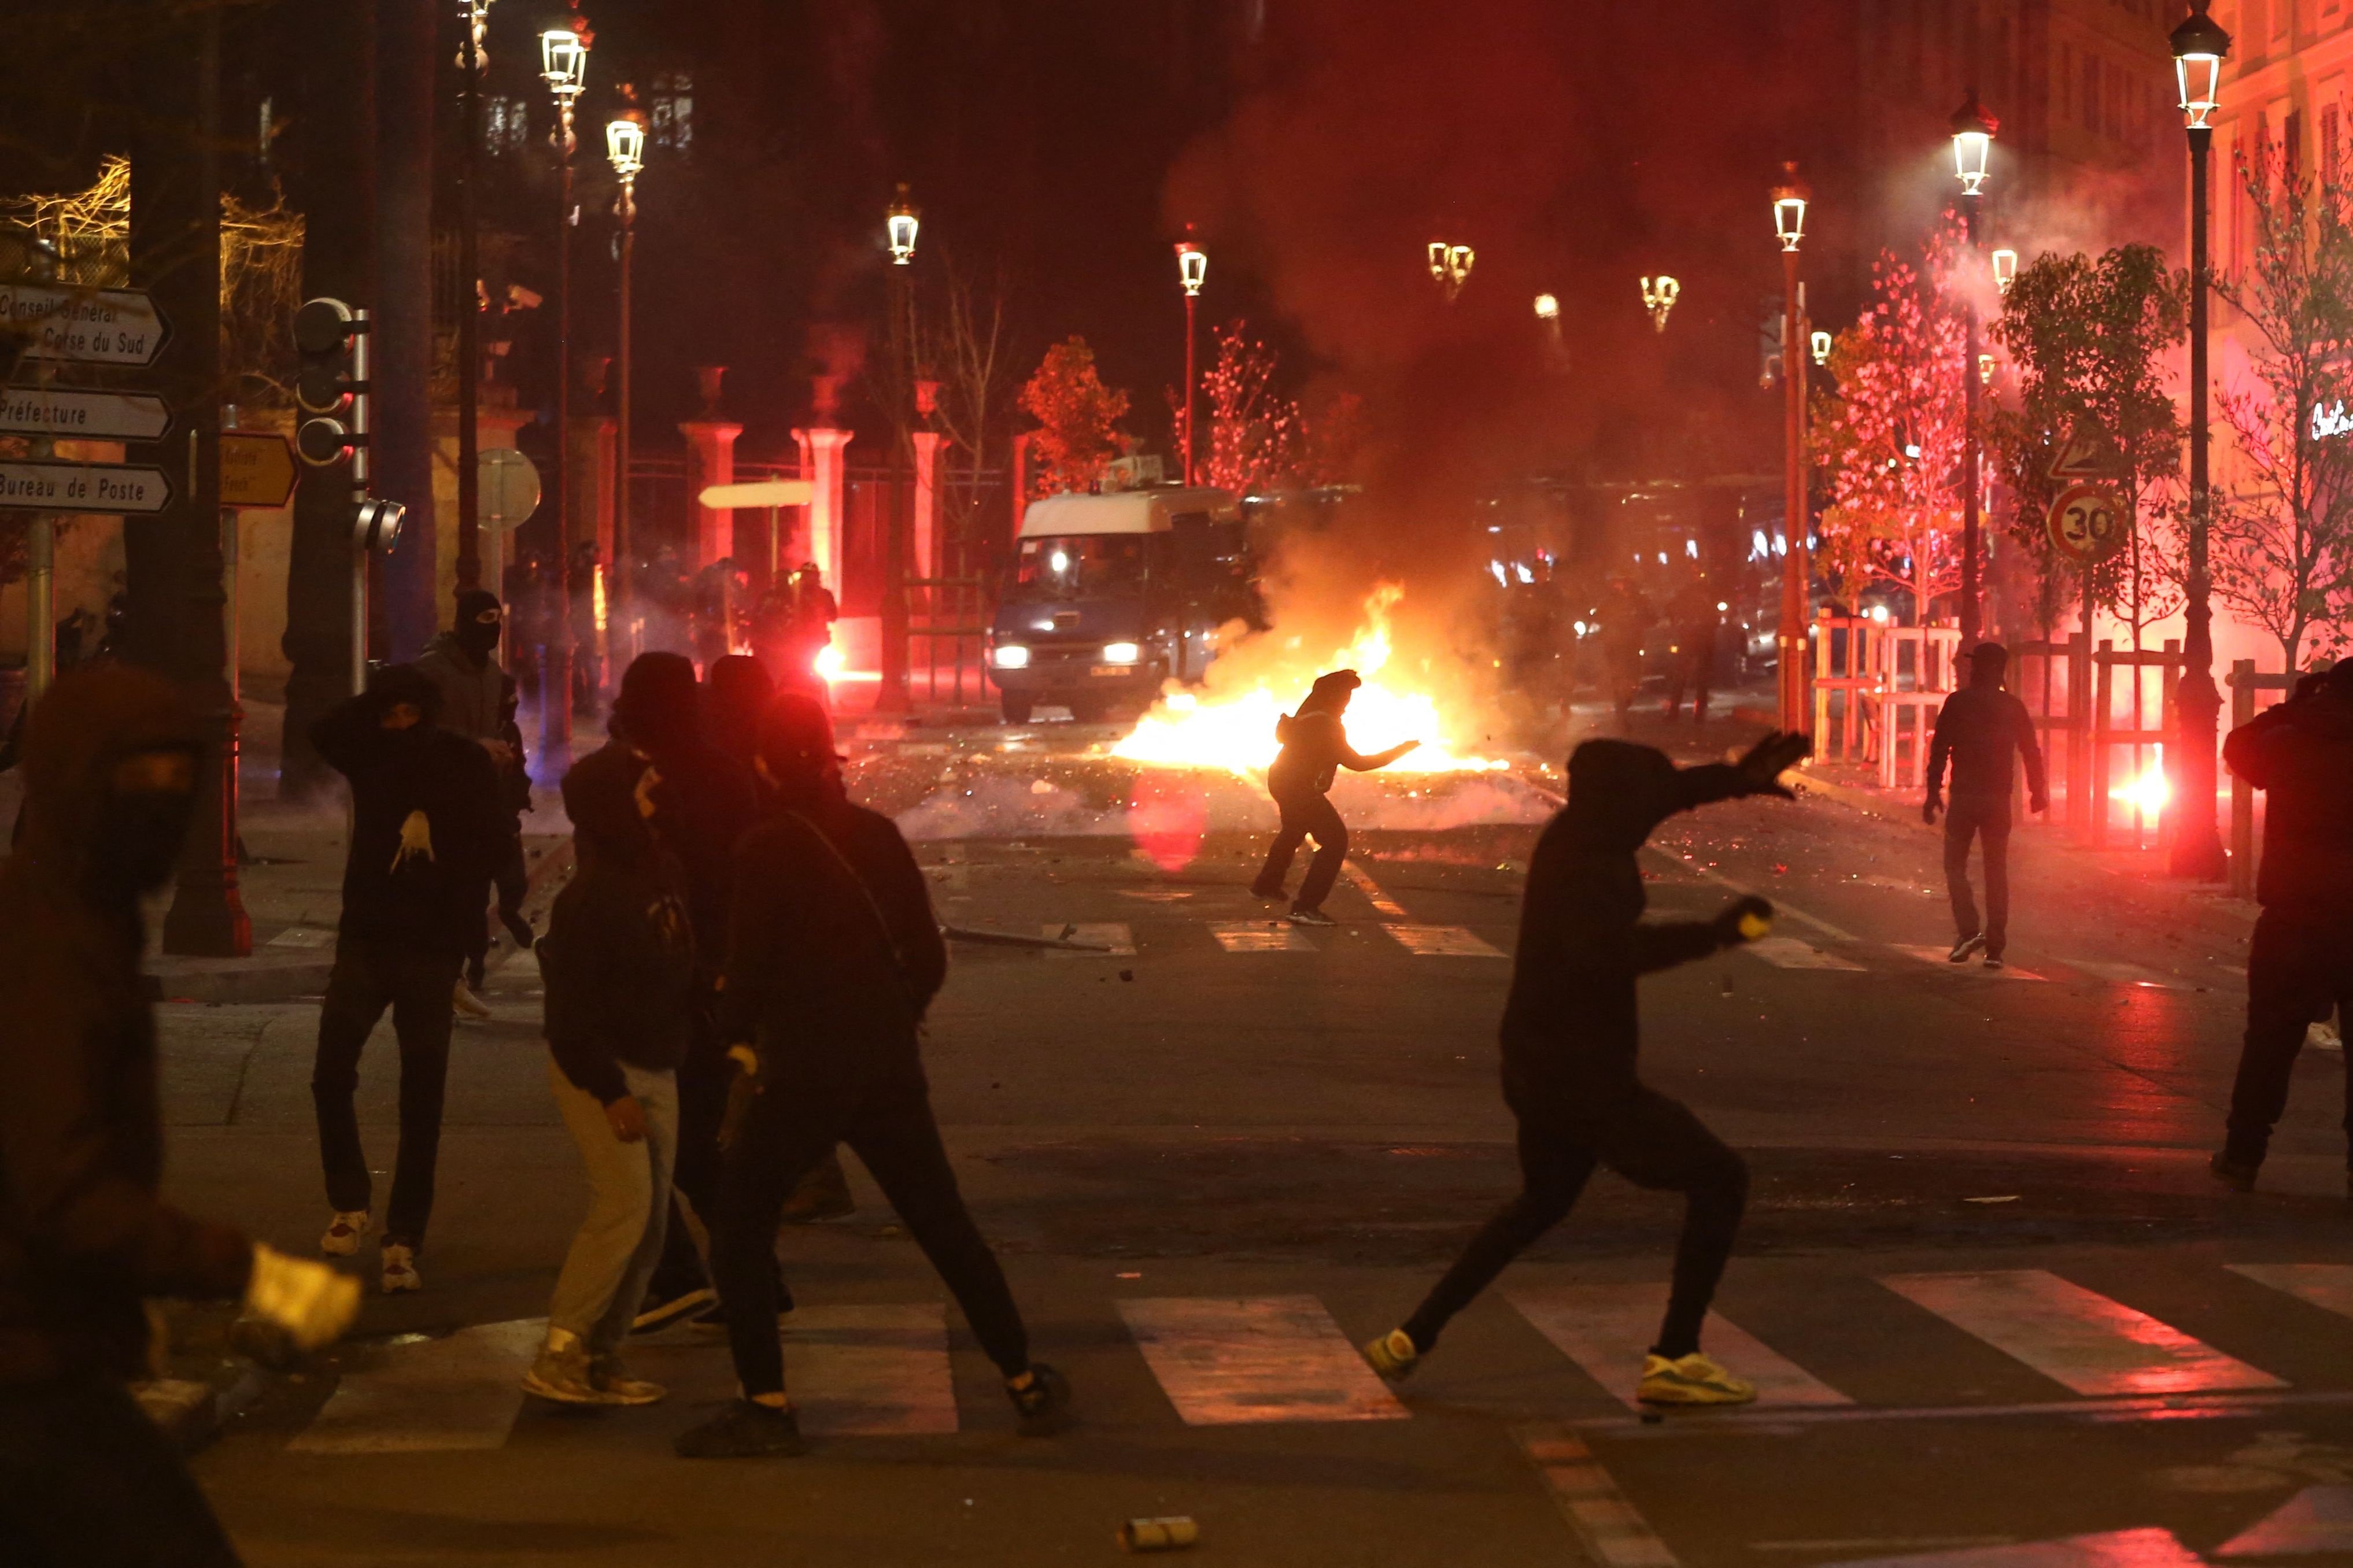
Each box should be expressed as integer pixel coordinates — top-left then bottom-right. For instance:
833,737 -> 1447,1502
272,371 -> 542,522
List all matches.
381,1242 -> 422,1295
453,981 -> 493,1020
321,1211 -> 370,1257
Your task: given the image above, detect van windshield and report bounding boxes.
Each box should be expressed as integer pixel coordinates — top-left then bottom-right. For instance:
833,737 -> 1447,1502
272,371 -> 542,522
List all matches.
1010,535 -> 1146,600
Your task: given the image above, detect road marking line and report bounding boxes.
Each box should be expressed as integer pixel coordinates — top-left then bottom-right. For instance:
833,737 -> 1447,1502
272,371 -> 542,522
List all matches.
2218,1485 -> 2353,1558
1743,936 -> 1867,971
781,1303 -> 957,1436
2228,1263 -> 2353,1322
287,1318 -> 542,1454
1640,849 -> 1857,943
1891,945 -> 2047,981
1384,924 -> 1508,959
1506,1283 -> 1851,1410
1579,1386 -> 2353,1434
1750,1540 -> 2018,1555
1208,920 -> 1313,953
1880,1270 -> 2285,1397
1116,1295 -> 1408,1426
1515,1422 -> 1679,1567
2055,958 -> 2192,990
1040,922 -> 1136,956
1820,1529 -> 2204,1566
1342,862 -> 1409,918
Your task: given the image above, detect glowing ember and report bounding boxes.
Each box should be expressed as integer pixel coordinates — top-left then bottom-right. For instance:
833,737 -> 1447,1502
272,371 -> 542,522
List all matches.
1113,584 -> 1508,775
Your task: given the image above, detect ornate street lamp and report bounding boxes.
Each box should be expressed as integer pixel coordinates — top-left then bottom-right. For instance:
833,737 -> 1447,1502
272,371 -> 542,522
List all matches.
886,184 -> 920,266
1951,88 -> 1999,647
1176,226 -> 1206,485
1533,293 -> 1559,321
606,108 -> 647,664
1993,247 -> 2018,294
1770,160 -> 1812,733
2171,0 -> 2233,882
537,21 -> 589,768
1427,239 -> 1473,302
1951,88 -> 1997,196
1811,329 -> 1833,367
878,185 -> 921,712
456,0 -> 496,594
1641,274 -> 1680,332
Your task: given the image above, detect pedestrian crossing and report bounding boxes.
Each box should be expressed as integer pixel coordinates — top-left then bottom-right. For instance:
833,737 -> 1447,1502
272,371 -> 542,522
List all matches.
269,1263 -> 2353,1453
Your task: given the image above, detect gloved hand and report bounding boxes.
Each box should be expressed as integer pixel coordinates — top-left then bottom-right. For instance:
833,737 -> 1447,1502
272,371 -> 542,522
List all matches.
1713,895 -> 1775,945
1923,792 -> 1942,826
243,1243 -> 361,1352
2029,790 -> 2049,815
1734,731 -> 1812,798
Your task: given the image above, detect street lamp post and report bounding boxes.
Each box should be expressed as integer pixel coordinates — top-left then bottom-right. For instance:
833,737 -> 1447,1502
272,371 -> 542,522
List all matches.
540,24 -> 586,767
878,184 -> 920,715
457,0 -> 491,592
607,109 -> 645,667
1176,227 -> 1206,486
2170,1 -> 2233,881
1952,89 -> 1999,649
1772,162 -> 1812,734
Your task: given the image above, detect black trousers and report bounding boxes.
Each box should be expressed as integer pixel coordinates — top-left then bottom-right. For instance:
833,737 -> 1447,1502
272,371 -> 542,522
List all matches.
1944,794 -> 2012,955
466,837 -> 529,982
1402,1086 -> 1749,1360
0,1376 -> 239,1567
710,1067 -> 1029,1398
1255,787 -> 1347,912
1663,637 -> 1713,719
312,939 -> 459,1247
2225,909 -> 2353,1166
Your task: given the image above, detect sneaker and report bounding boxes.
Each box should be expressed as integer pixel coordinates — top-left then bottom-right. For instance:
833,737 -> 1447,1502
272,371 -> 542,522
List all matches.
1983,955 -> 2005,971
1007,1361 -> 1074,1436
500,908 -> 536,950
1361,1329 -> 1420,1383
674,1399 -> 806,1459
1287,907 -> 1339,928
320,1210 -> 370,1257
1248,878 -> 1286,900
380,1241 -> 422,1295
522,1338 -> 612,1406
1638,1351 -> 1757,1407
2209,1150 -> 2260,1193
780,1155 -> 856,1225
630,1286 -> 716,1335
1948,934 -> 1987,963
588,1353 -> 666,1406
453,980 -> 494,1019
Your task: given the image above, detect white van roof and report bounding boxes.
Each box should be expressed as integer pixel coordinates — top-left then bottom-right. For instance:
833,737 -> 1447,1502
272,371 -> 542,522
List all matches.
1017,487 -> 1240,539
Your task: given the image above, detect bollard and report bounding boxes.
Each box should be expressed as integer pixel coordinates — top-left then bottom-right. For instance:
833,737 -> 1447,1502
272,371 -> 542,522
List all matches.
1118,1517 -> 1200,1553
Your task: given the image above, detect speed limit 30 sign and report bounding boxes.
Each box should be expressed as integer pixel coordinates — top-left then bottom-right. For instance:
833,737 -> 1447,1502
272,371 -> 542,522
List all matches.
2045,482 -> 2127,566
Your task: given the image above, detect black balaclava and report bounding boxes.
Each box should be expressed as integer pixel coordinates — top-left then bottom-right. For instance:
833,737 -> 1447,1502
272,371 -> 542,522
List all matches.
455,589 -> 503,662
611,652 -> 702,759
758,691 -> 848,813
90,754 -> 200,897
707,654 -> 775,758
1298,668 -> 1361,718
560,740 -> 656,869
1967,642 -> 2008,689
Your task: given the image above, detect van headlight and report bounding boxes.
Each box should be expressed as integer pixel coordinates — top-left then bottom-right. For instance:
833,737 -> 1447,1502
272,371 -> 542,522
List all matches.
991,644 -> 1030,670
1100,641 -> 1141,665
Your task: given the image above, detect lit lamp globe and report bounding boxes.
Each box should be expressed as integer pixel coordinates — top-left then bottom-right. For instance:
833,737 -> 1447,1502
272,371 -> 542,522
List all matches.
1770,162 -> 1809,253
1951,90 -> 1999,196
1176,235 -> 1207,297
1992,247 -> 2018,294
539,28 -> 588,103
605,112 -> 646,180
2172,2 -> 2231,130
886,184 -> 920,266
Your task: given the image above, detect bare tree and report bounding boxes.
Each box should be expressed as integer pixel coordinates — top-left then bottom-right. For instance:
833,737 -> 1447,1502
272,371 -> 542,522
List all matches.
920,253 -> 1017,573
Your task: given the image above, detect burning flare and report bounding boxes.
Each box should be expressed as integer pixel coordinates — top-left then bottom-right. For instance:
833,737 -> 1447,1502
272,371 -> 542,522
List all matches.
1112,584 -> 1507,775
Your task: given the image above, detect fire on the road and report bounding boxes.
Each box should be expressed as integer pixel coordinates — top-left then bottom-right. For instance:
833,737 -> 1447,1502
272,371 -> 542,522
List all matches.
1111,583 -> 1508,776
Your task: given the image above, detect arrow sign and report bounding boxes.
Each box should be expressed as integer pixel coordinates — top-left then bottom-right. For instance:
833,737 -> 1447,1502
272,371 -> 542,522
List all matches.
220,430 -> 297,509
0,283 -> 171,368
0,384 -> 172,442
2048,423 -> 2129,481
0,458 -> 174,515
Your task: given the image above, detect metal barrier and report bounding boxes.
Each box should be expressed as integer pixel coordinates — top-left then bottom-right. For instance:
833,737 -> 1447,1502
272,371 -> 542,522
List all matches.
906,575 -> 987,707
2227,660 -> 2299,897
2088,638 -> 2180,849
2012,633 -> 2088,830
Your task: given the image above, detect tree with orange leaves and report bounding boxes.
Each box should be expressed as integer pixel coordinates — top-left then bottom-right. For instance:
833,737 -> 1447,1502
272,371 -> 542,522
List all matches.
1018,336 -> 1129,498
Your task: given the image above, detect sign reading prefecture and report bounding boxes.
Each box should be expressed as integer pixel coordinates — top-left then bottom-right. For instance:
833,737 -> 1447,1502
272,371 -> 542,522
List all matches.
0,283 -> 171,367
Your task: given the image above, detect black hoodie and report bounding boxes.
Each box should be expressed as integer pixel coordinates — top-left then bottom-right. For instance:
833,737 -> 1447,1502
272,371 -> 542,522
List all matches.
2225,681 -> 2353,918
0,667 -> 254,1384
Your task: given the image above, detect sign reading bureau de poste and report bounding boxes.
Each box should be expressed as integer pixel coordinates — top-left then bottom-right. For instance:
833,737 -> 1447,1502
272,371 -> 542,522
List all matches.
0,283 -> 171,368
0,457 -> 174,515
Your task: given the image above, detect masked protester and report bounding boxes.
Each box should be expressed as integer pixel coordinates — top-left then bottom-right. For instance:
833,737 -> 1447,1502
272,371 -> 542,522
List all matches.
0,667 -> 358,1564
309,665 -> 508,1295
523,745 -> 695,1408
1362,732 -> 1811,1407
1250,670 -> 1419,927
416,589 -> 536,1011
773,563 -> 838,699
607,654 -> 765,1335
675,693 -> 1072,1457
1923,643 -> 2049,968
2212,660 -> 2353,1193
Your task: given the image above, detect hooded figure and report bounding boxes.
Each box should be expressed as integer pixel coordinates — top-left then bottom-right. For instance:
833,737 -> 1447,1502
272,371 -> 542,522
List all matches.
705,653 -> 775,785
2212,659 -> 2353,1192
0,668 -> 356,1563
1362,731 -> 1809,1409
1924,642 -> 2049,967
415,589 -> 534,997
675,691 -> 1069,1458
1250,670 -> 1419,924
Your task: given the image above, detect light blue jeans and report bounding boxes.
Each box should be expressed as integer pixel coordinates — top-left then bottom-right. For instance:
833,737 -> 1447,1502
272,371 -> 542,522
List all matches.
545,1058 -> 677,1355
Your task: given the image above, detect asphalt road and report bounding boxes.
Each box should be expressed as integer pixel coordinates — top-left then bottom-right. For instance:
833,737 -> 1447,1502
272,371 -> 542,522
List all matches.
158,718 -> 2353,1567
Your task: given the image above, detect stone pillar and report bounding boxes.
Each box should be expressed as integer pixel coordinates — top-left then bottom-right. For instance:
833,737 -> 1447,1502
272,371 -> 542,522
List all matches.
571,413 -> 616,563
791,426 -> 854,587
911,430 -> 947,580
680,417 -> 743,569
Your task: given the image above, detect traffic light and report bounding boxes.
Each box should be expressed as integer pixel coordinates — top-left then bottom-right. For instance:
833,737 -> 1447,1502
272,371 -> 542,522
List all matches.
294,297 -> 367,468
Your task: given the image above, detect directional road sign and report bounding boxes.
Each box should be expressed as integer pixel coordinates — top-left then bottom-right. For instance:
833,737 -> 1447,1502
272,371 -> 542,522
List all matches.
0,384 -> 172,442
220,430 -> 297,509
0,458 -> 173,515
699,479 -> 814,508
0,283 -> 171,367
2045,482 -> 2128,567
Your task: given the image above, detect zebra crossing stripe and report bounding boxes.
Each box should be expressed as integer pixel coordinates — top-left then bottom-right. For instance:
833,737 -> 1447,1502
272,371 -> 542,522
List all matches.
2228,1263 -> 2353,1324
2217,1485 -> 2353,1558
1209,920 -> 1313,953
1385,924 -> 1508,958
1342,863 -> 1409,918
781,1303 -> 957,1437
2057,959 -> 2192,990
1515,1422 -> 1679,1567
1881,1270 -> 2285,1397
1116,1295 -> 1409,1425
286,1318 -> 541,1454
1823,1529 -> 2204,1566
1506,1283 -> 1851,1410
1892,946 -> 2047,981
1744,936 -> 1866,971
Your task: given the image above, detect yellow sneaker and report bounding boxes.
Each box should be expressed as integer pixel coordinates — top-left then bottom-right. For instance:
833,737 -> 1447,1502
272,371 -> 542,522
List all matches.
1638,1351 -> 1756,1406
1361,1329 -> 1420,1382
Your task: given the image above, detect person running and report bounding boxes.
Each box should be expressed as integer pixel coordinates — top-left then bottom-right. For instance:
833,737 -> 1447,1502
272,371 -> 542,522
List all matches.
1361,731 -> 1810,1406
0,666 -> 359,1564
523,744 -> 696,1407
1249,669 -> 1417,927
2211,660 -> 2353,1193
675,693 -> 1071,1457
309,666 -> 508,1294
1923,642 -> 2048,969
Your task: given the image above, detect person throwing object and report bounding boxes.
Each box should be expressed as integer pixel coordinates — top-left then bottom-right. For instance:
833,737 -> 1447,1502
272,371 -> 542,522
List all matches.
1250,669 -> 1417,927
1923,643 -> 2048,970
1361,731 -> 1811,1407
